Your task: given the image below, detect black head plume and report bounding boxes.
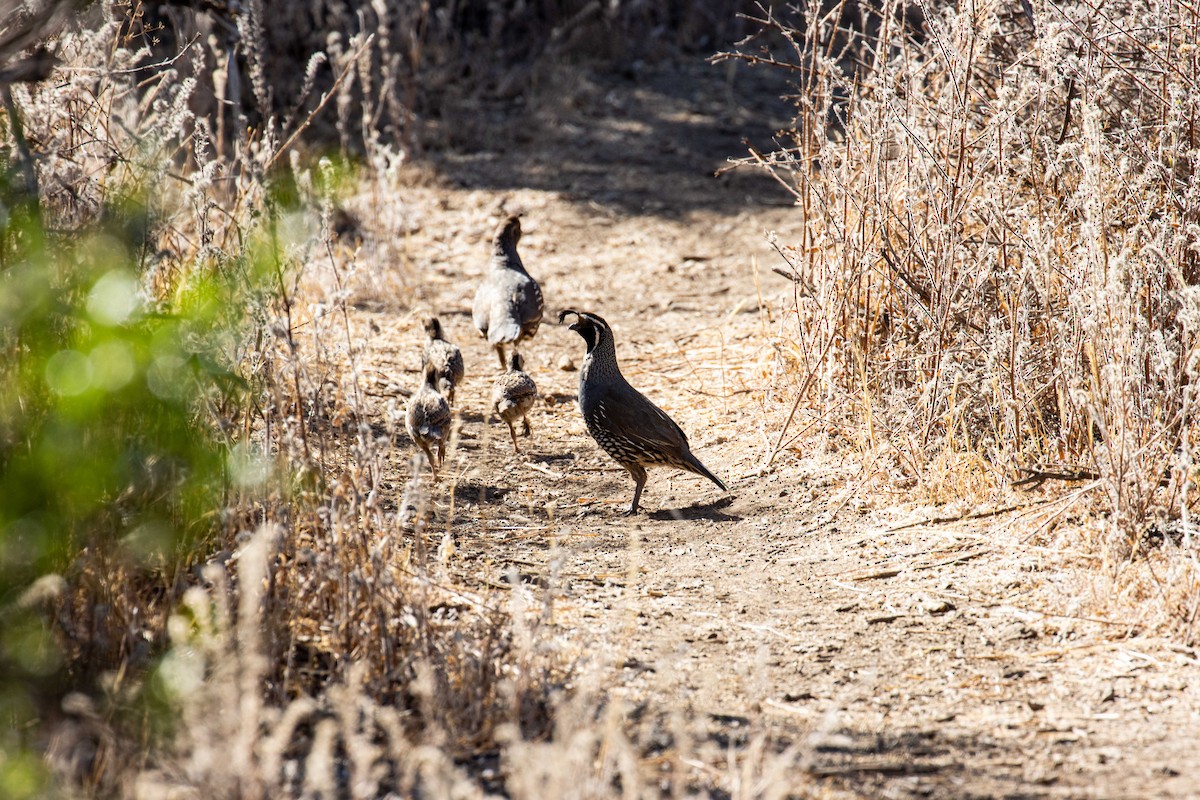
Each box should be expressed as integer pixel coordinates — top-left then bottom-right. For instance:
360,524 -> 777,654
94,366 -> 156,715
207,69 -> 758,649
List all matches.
558,309 -> 610,353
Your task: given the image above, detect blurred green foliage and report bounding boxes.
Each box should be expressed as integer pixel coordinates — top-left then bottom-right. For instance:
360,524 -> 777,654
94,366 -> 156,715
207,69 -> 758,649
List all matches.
0,175 -> 267,795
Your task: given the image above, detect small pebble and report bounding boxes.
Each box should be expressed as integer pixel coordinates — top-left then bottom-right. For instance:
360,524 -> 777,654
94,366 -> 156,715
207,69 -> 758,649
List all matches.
558,355 -> 577,371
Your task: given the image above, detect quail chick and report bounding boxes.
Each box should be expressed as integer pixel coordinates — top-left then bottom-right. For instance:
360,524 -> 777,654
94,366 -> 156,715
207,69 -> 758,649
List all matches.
472,215 -> 544,370
406,361 -> 451,478
422,316 -> 465,405
559,309 -> 726,515
491,352 -> 538,453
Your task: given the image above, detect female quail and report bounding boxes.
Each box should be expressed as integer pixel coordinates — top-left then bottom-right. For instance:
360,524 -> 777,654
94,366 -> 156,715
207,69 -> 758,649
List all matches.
472,216 -> 544,370
491,352 -> 538,453
559,309 -> 726,514
406,361 -> 451,478
422,316 -> 465,405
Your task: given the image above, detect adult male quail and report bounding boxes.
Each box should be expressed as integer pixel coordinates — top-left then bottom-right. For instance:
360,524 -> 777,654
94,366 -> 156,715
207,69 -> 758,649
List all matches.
472,215 -> 544,370
422,316 -> 464,405
406,361 -> 451,478
559,309 -> 727,514
491,352 -> 538,453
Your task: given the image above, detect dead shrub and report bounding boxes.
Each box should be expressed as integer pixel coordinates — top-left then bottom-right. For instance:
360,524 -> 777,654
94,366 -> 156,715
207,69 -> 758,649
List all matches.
724,0 -> 1200,630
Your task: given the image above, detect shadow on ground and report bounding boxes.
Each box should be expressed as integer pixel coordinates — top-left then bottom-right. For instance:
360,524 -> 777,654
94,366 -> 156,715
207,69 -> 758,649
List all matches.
427,59 -> 798,217
648,494 -> 740,522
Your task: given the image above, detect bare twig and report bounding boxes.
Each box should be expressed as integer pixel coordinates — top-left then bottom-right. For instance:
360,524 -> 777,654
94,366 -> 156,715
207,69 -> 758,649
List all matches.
264,33 -> 376,173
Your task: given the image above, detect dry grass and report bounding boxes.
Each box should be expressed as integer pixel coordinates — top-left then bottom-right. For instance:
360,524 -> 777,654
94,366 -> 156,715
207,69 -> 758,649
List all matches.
719,0 -> 1200,639
6,0 -> 1200,797
5,3 -> 806,797
0,5 -> 569,796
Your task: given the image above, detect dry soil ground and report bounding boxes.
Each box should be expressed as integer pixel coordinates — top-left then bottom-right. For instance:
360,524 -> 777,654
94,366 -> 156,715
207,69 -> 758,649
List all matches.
334,61 -> 1200,798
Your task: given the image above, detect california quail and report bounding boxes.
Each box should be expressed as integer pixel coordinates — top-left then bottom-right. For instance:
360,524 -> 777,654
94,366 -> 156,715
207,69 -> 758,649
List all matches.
559,309 -> 727,514
406,361 -> 451,478
422,316 -> 465,405
491,352 -> 538,453
472,215 -> 544,370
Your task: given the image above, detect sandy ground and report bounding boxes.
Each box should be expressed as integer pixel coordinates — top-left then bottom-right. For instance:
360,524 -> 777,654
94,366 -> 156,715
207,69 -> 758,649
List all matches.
334,60 -> 1200,798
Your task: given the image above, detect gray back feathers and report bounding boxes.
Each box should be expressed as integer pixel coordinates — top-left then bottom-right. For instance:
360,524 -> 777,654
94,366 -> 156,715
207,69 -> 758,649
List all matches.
473,216 -> 544,347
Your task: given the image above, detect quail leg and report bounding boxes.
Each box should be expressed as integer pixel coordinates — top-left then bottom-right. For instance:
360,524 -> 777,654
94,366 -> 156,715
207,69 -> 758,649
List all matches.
420,443 -> 438,480
623,464 -> 647,516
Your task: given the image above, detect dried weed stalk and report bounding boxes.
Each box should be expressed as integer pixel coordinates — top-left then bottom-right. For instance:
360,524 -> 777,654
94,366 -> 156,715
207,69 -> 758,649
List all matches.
5,5 -> 575,794
720,1 -> 1200,638
723,0 -> 1200,633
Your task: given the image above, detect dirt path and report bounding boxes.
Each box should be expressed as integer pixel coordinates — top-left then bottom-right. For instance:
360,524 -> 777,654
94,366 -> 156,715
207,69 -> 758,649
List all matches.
344,61 -> 1200,798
